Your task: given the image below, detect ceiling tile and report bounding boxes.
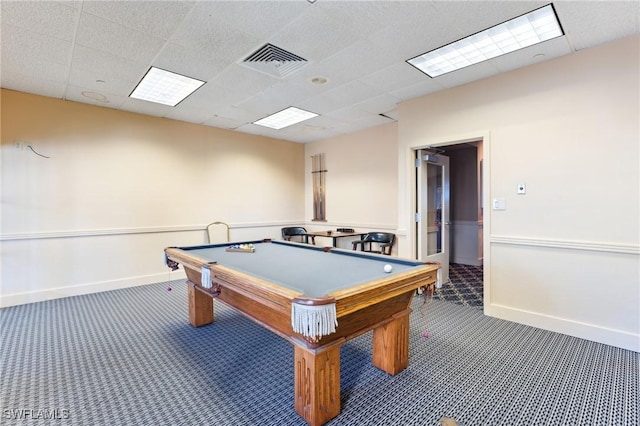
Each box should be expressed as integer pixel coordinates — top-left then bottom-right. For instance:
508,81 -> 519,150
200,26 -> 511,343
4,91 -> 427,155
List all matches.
431,1 -> 549,38
364,3 -> 465,62
360,63 -> 427,94
201,115 -> 246,130
1,23 -> 73,67
314,1 -> 388,38
67,67 -> 135,97
168,6 -> 263,64
352,94 -> 401,116
235,94 -> 291,118
1,52 -> 69,84
1,0 -> 79,40
119,97 -> 173,118
297,93 -> 346,115
324,106 -> 376,123
165,106 -> 215,125
177,83 -> 252,116
210,64 -> 279,105
491,37 -> 573,74
270,7 -> 362,63
390,79 -> 445,102
432,61 -> 501,90
348,112 -> 394,128
75,12 -> 166,63
317,39 -> 401,84
151,42 -> 232,82
70,45 -> 149,85
321,81 -> 384,109
186,1 -> 308,40
81,1 -> 195,40
555,1 -> 640,51
213,105 -> 262,124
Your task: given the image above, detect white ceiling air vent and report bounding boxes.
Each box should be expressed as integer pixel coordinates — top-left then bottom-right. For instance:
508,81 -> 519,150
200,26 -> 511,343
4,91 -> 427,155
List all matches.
241,43 -> 308,78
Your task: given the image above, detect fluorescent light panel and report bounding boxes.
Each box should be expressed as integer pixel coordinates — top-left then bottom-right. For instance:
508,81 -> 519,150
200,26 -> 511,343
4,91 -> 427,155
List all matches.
408,4 -> 564,77
253,107 -> 319,130
130,67 -> 205,106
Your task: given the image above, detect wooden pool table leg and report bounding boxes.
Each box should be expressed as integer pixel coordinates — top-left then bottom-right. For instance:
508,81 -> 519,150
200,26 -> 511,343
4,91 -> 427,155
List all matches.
187,282 -> 214,327
294,341 -> 342,426
372,309 -> 411,375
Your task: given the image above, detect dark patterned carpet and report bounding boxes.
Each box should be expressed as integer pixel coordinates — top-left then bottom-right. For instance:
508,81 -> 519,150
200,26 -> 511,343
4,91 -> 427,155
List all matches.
434,263 -> 484,309
1,279 -> 637,426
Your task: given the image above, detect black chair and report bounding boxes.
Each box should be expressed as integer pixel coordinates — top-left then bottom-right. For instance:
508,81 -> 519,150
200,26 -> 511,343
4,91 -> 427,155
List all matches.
352,232 -> 395,255
281,227 -> 315,244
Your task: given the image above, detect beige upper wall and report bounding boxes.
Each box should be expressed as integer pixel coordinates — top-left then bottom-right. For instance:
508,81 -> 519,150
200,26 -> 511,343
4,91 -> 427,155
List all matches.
400,35 -> 639,245
1,89 -> 305,233
304,122 -> 398,230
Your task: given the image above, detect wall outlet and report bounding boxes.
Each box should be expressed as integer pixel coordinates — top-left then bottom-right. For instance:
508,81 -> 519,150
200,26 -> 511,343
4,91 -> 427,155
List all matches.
14,142 -> 26,150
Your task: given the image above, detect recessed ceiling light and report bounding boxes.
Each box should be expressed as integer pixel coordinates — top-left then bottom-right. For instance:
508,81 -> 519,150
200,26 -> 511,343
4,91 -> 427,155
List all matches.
407,4 -> 564,78
129,67 -> 205,106
253,107 -> 319,130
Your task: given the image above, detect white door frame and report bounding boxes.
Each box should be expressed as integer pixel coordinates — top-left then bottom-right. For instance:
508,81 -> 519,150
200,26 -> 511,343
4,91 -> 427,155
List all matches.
406,131 -> 491,311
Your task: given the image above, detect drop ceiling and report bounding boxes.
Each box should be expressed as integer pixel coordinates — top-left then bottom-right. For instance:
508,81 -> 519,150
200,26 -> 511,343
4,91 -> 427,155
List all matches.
1,1 -> 638,143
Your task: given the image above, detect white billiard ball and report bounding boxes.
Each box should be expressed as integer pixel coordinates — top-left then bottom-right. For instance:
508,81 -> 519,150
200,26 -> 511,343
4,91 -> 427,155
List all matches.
384,264 -> 393,273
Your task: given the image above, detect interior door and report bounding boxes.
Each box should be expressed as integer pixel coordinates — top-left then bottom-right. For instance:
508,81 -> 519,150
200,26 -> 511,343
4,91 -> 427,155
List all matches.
416,151 -> 450,287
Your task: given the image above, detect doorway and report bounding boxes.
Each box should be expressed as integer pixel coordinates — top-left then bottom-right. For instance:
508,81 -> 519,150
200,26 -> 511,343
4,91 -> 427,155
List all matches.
415,140 -> 484,301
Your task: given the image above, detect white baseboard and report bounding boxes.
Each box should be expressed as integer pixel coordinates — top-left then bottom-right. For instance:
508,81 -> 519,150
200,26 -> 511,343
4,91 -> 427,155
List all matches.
486,303 -> 639,352
0,271 -> 187,308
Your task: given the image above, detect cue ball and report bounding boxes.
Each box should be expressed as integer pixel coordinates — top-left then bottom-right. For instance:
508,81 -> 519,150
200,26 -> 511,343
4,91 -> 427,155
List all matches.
384,264 -> 393,273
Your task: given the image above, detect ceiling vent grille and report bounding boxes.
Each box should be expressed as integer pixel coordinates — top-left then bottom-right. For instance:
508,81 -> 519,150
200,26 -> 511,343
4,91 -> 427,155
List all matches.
241,43 -> 308,78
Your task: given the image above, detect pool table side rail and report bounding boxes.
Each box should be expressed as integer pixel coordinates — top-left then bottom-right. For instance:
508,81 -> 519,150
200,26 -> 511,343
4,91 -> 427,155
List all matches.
329,264 -> 438,317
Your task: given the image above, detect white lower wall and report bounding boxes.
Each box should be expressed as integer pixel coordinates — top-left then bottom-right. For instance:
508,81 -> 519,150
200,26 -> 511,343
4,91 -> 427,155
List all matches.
487,237 -> 639,351
0,222 -> 290,307
451,220 -> 483,266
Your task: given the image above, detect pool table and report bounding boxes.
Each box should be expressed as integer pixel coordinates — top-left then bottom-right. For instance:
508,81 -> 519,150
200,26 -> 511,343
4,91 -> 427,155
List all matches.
164,239 -> 438,426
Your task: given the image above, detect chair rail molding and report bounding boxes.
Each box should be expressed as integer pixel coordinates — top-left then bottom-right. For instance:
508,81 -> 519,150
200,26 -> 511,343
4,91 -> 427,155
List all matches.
490,235 -> 639,255
0,221 -> 299,241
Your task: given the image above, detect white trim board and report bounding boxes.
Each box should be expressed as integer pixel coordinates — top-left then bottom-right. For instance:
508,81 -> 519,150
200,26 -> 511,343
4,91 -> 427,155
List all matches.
0,270 -> 187,308
491,235 -> 639,255
0,221 -> 303,241
486,303 -> 640,352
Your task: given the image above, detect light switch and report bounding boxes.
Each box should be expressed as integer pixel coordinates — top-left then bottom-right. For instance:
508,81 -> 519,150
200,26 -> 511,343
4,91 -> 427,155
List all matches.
492,198 -> 506,210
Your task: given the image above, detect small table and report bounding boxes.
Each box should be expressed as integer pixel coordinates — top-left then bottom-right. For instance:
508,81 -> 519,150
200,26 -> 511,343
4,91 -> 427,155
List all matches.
165,239 -> 438,426
308,230 -> 366,247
